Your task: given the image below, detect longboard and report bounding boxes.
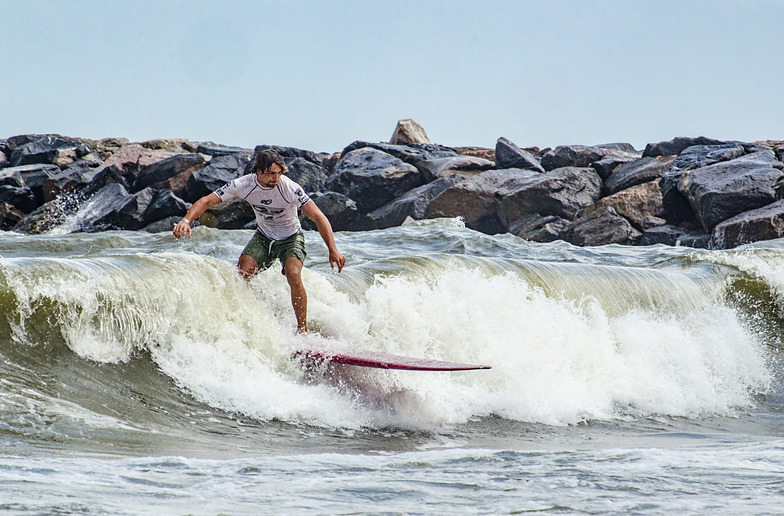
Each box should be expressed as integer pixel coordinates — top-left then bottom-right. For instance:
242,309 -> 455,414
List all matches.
292,346 -> 491,371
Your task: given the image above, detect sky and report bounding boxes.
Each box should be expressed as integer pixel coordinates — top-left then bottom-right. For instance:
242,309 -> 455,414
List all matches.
2,0 -> 782,154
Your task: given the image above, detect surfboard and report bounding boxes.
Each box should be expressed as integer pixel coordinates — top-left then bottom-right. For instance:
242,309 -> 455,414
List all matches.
292,346 -> 491,371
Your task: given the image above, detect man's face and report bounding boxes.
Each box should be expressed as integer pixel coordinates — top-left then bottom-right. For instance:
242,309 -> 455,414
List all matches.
256,163 -> 284,188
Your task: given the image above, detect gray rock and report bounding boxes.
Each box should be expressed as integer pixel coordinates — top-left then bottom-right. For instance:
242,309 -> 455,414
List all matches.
304,192 -> 359,232
366,176 -> 462,229
181,153 -> 251,202
643,136 -> 726,157
497,166 -> 603,226
132,153 -> 207,194
0,185 -> 37,213
564,206 -> 642,246
9,135 -> 91,167
604,156 -> 675,195
17,183 -> 130,234
419,155 -> 495,182
591,156 -> 638,181
42,166 -> 100,203
340,141 -> 458,171
541,143 -> 639,171
672,143 -> 747,171
507,213 -> 570,243
326,148 -> 424,213
0,163 -> 60,207
425,170 -> 534,234
679,150 -> 784,230
712,199 -> 784,249
495,137 -> 544,172
285,157 -> 329,194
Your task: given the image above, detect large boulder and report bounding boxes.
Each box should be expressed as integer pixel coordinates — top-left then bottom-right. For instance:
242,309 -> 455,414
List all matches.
419,155 -> 495,182
389,119 -> 431,145
0,163 -> 60,207
9,135 -> 92,167
679,150 -> 784,230
0,185 -> 37,213
340,141 -> 458,172
672,142 -> 747,171
132,153 -> 208,195
579,180 -> 664,230
495,137 -> 544,172
365,176 -> 462,229
604,156 -> 675,195
541,143 -> 639,171
712,200 -> 784,249
97,144 -> 179,183
14,183 -> 129,234
181,153 -> 251,202
425,169 -> 541,234
643,136 -> 726,157
111,188 -> 189,230
563,206 -> 642,246
326,148 -> 424,213
304,192 -> 359,232
285,157 -> 329,194
42,165 -> 101,202
496,166 -> 604,227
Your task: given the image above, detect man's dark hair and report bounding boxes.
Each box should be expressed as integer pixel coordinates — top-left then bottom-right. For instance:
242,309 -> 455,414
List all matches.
253,149 -> 288,174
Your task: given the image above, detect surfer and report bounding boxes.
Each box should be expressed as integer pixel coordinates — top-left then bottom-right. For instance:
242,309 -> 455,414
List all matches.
172,149 -> 346,334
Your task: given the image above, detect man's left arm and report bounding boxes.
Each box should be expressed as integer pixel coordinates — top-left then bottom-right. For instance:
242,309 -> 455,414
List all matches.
301,200 -> 346,272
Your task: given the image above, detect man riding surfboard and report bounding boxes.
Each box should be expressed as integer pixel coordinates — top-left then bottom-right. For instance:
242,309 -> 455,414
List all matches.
173,149 -> 346,334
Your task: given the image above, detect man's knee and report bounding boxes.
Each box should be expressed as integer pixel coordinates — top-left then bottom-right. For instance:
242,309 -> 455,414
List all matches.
238,254 -> 259,280
283,257 -> 304,285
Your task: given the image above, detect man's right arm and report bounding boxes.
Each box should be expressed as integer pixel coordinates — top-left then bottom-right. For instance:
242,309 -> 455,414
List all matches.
173,193 -> 222,239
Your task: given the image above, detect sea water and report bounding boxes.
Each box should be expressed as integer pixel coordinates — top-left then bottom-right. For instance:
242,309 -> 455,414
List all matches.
0,219 -> 782,514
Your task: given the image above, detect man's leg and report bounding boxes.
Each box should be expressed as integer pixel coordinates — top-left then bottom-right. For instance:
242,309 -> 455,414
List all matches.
238,254 -> 259,281
283,256 -> 308,333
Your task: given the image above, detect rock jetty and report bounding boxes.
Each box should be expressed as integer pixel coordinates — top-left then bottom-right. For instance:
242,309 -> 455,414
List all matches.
2,120 -> 783,250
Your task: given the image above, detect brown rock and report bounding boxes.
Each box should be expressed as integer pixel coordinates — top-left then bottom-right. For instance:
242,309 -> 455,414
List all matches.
579,180 -> 664,230
389,119 -> 431,145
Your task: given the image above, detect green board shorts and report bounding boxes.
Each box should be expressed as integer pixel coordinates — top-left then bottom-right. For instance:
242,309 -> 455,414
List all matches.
241,229 -> 307,275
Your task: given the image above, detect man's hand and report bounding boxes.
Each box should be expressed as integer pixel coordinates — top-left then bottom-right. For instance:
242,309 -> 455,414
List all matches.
329,248 -> 346,272
173,219 -> 192,239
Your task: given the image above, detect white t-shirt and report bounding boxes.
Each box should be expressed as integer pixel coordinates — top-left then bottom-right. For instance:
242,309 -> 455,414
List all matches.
213,174 -> 311,240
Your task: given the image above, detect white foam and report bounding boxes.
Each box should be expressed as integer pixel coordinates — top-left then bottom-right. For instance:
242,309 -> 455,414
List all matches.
5,250 -> 773,429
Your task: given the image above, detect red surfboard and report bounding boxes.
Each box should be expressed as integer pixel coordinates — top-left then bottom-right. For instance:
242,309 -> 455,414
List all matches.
292,347 -> 491,371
